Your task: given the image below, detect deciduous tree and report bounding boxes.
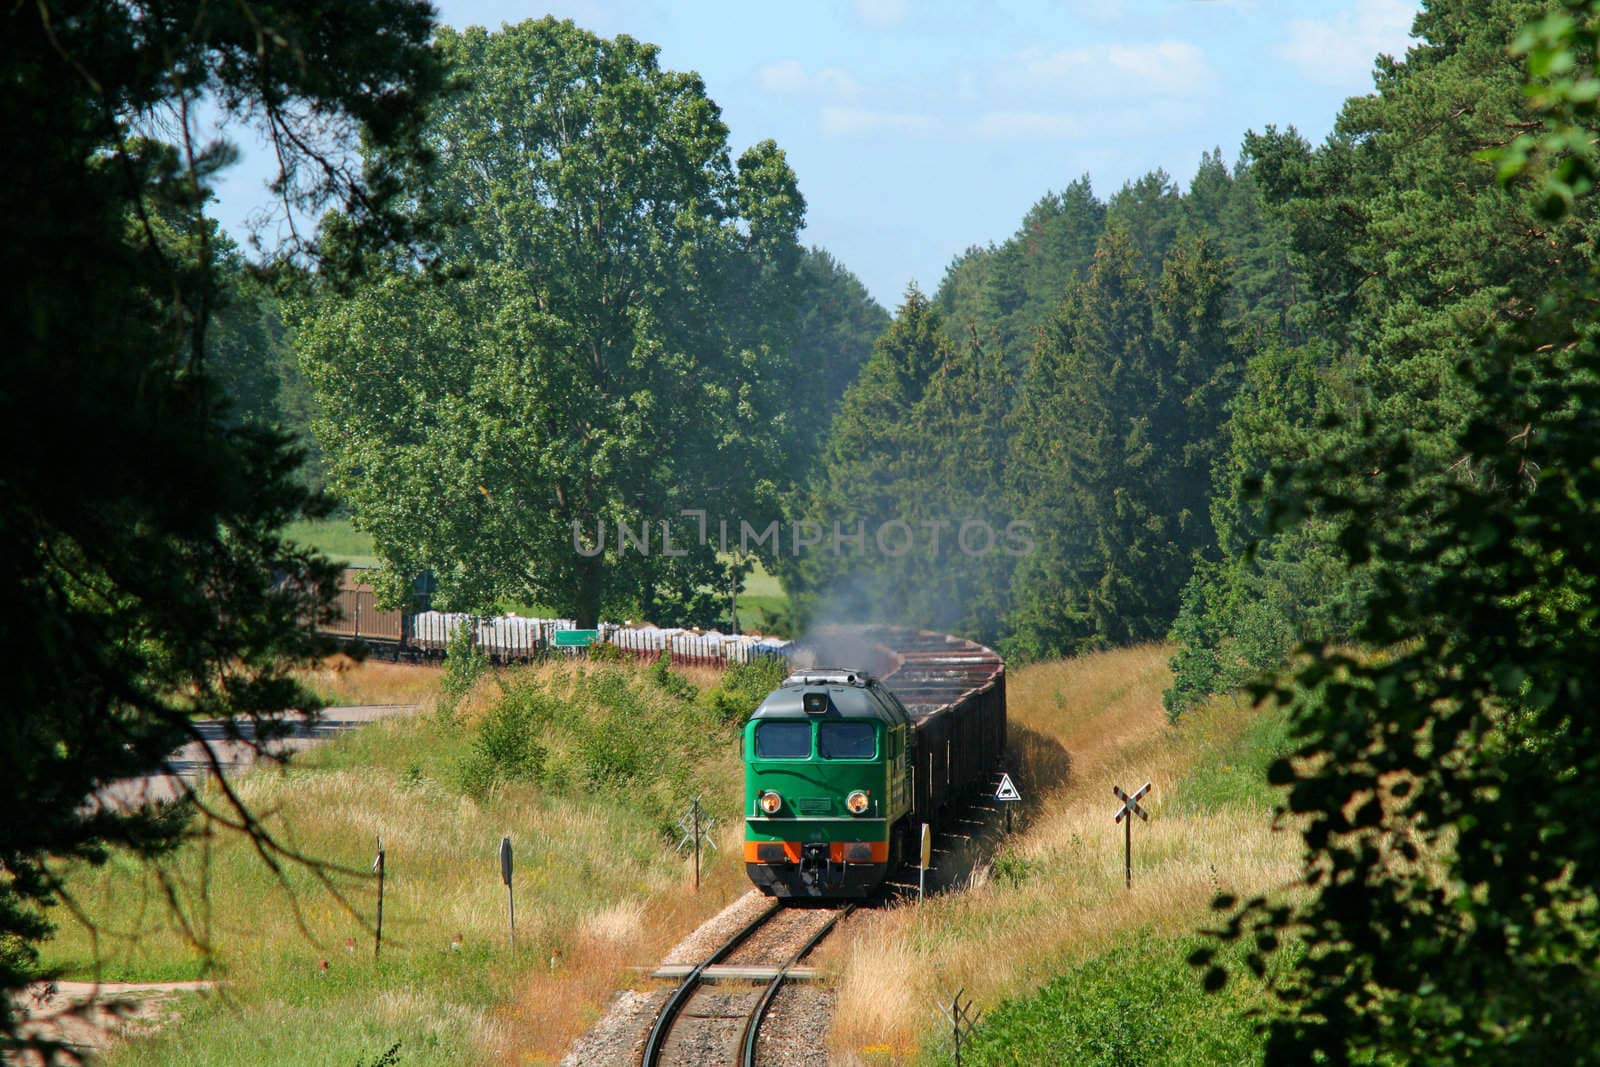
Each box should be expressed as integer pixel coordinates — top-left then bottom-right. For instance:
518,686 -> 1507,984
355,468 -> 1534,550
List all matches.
298,18 -> 806,626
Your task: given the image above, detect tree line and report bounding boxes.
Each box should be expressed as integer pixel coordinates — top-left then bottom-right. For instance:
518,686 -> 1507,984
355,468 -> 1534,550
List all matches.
11,0 -> 1600,1061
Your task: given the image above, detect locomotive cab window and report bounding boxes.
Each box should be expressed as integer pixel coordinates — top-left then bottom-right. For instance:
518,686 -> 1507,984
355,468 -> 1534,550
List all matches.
819,721 -> 877,759
755,721 -> 812,758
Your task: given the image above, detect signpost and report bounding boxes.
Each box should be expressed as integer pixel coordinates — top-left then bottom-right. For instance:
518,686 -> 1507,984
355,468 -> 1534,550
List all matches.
552,629 -> 600,648
674,796 -> 717,890
918,822 -> 933,902
499,834 -> 515,951
372,835 -> 386,960
994,772 -> 1021,833
1112,782 -> 1152,889
934,988 -> 982,1067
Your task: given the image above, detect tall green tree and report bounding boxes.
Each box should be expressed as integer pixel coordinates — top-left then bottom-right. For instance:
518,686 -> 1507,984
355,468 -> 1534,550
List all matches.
936,177 -> 1107,369
298,18 -> 806,626
1,0 -> 441,1056
784,288 -> 950,625
786,288 -> 1019,642
1201,3 -> 1600,1060
1007,226 -> 1238,659
789,247 -> 891,468
1165,0 -> 1600,714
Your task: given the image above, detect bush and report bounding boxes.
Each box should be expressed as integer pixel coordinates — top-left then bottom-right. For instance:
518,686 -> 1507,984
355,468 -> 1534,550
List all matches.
648,651 -> 698,702
704,656 -> 787,725
457,677 -> 551,798
440,619 -> 489,715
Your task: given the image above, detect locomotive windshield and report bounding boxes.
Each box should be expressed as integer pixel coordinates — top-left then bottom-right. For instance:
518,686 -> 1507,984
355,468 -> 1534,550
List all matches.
755,721 -> 811,758
818,721 -> 876,759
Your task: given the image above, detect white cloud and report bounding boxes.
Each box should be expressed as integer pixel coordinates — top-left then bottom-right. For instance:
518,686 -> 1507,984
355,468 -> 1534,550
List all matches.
1001,39 -> 1217,99
853,0 -> 910,31
971,110 -> 1083,141
1056,0 -> 1126,23
819,106 -> 940,140
757,59 -> 862,100
1275,0 -> 1418,87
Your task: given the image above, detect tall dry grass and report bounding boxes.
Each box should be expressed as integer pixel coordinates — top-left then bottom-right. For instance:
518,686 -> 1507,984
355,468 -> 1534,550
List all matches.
46,657 -> 757,1066
295,653 -> 445,708
825,645 -> 1301,1064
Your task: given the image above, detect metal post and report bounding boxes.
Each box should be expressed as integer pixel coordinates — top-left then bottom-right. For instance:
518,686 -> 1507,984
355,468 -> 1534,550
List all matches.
500,833 -> 515,952
373,835 -> 385,960
693,798 -> 702,891
919,822 -> 931,902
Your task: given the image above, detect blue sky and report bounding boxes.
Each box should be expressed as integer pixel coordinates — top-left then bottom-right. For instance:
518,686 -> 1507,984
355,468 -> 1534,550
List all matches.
210,0 -> 1423,310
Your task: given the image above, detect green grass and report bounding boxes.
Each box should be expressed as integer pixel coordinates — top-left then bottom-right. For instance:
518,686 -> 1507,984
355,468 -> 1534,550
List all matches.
935,691 -> 1294,1066
944,932 -> 1278,1067
283,517 -> 379,569
40,658 -> 771,1064
1167,695 -> 1292,814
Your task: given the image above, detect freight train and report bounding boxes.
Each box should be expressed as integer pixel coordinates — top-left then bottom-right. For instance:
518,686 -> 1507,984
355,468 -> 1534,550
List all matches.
742,627 -> 1006,899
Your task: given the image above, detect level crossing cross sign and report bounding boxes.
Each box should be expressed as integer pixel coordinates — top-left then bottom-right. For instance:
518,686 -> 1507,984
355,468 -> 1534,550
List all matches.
1111,782 -> 1152,889
1113,782 -> 1150,823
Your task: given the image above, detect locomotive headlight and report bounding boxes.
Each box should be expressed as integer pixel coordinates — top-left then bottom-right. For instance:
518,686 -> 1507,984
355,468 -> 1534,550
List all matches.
759,790 -> 782,815
846,790 -> 869,815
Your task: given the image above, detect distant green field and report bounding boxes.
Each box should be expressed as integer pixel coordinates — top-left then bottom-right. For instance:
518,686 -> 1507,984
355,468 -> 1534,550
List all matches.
280,518 -> 792,632
282,517 -> 379,569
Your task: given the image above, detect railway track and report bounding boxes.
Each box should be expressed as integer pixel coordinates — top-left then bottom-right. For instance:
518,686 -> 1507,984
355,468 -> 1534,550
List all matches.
642,903 -> 855,1067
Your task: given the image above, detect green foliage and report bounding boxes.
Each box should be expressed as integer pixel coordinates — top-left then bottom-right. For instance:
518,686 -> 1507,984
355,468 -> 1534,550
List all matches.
783,289 -> 1017,642
790,247 -> 893,468
1,0 -> 442,1048
447,662 -> 745,828
705,657 -> 789,726
1006,226 -> 1240,659
457,679 -> 550,799
990,850 -> 1034,890
439,622 -> 489,713
647,652 -> 699,703
355,1042 -> 402,1067
296,18 -> 807,627
1205,6 -> 1600,1060
1166,0 -> 1600,716
950,933 -> 1274,1067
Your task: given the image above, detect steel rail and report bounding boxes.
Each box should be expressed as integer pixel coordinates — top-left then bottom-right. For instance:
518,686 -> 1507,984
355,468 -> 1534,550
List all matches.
737,904 -> 856,1067
641,900 -> 783,1067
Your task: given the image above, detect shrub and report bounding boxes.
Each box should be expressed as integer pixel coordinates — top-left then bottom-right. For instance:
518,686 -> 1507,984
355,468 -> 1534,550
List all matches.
705,656 -> 787,725
440,619 -> 489,715
647,651 -> 698,702
457,678 -> 550,798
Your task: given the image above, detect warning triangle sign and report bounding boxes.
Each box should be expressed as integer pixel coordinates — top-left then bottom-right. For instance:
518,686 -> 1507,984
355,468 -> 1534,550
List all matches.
994,773 -> 1021,802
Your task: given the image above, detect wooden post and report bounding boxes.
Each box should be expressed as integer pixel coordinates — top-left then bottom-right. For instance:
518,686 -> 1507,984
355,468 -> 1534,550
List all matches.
1124,813 -> 1132,889
373,835 -> 385,960
1112,783 -> 1151,890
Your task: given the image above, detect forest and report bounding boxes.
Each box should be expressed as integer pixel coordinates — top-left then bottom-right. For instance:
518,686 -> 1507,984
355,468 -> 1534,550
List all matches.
7,0 -> 1600,1062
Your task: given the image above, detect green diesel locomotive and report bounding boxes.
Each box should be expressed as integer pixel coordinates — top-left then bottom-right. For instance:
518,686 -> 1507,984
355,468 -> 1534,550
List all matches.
742,629 -> 1006,898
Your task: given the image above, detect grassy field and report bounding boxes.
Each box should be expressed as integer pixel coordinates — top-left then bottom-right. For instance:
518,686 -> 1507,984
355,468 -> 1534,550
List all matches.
283,518 -> 380,569
822,646 -> 1298,1065
45,643 -> 1288,1064
41,657 -> 782,1065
